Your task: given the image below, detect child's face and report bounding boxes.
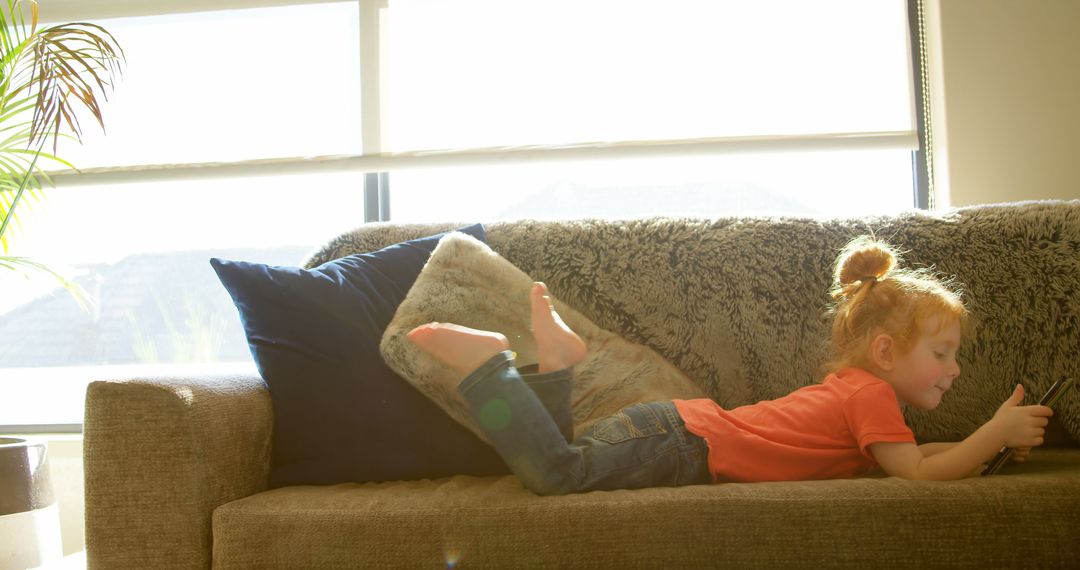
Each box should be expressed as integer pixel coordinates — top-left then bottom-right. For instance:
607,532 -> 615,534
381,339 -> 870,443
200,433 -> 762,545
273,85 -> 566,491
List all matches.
888,316 -> 963,410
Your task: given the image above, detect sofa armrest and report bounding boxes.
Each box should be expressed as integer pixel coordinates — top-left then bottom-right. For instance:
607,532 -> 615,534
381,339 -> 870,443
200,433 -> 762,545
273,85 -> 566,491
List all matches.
83,368 -> 272,570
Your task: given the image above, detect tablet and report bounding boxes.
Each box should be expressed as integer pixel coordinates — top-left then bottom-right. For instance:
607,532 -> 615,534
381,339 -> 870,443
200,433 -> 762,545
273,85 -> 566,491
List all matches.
980,378 -> 1074,476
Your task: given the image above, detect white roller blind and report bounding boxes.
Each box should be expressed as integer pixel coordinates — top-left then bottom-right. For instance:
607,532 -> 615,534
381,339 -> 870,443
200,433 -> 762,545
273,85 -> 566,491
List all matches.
385,0 -> 914,152
54,2 -> 362,169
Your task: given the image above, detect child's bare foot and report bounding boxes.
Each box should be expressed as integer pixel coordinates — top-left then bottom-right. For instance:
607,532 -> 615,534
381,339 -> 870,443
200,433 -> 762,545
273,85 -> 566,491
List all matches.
531,282 -> 588,373
406,323 -> 510,379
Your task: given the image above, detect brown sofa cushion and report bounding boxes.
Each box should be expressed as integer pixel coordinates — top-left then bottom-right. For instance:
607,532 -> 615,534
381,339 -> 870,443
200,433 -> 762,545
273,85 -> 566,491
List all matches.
212,448 -> 1080,569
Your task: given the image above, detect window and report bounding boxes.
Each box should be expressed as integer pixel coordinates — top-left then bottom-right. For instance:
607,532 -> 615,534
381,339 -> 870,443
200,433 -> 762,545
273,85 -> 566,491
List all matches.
389,151 -> 915,222
0,0 -> 921,431
1,1 -> 363,429
382,0 -> 917,220
386,0 -> 912,149
54,5 -> 362,167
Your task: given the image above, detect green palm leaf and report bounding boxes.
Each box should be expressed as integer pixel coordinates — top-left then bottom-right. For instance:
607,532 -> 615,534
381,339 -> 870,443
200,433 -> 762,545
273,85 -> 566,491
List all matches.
0,0 -> 123,306
0,254 -> 90,312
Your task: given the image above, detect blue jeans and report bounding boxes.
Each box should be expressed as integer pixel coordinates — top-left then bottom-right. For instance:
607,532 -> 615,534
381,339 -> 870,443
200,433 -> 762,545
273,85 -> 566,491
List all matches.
459,351 -> 711,495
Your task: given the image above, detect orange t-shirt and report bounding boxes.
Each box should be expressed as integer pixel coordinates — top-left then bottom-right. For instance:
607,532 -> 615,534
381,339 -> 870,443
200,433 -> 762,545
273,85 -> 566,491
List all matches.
673,367 -> 915,482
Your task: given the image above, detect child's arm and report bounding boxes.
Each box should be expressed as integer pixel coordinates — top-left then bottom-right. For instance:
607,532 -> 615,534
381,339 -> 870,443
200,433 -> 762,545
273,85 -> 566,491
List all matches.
917,442 -> 957,457
915,442 -> 982,477
870,385 -> 1053,481
917,442 -> 1030,467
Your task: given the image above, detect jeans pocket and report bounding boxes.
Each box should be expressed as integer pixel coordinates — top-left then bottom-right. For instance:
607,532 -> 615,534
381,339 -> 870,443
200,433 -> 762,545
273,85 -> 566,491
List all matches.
589,403 -> 668,444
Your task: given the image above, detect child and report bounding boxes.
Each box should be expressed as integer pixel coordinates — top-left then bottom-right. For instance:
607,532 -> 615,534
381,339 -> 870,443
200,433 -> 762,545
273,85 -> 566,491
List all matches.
407,238 -> 1054,495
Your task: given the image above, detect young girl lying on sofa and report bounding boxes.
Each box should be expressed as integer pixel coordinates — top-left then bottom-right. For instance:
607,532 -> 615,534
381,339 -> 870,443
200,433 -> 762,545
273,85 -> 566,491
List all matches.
406,238 -> 1054,495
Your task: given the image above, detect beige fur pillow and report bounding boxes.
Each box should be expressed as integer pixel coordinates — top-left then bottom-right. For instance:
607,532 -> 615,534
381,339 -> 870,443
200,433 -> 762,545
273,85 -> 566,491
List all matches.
380,232 -> 707,443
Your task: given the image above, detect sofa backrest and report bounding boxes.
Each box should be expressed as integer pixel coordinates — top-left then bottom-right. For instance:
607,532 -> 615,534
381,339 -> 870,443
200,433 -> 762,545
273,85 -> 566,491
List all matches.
307,200 -> 1080,444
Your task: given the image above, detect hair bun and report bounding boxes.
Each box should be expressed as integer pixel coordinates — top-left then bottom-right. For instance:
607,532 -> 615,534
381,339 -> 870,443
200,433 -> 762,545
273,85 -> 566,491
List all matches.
835,238 -> 898,286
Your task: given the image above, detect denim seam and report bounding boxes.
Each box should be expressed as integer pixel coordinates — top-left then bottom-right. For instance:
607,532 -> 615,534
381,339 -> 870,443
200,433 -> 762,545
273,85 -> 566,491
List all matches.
659,402 -> 687,445
522,368 -> 573,385
458,350 -> 516,397
634,402 -> 667,435
584,402 -> 684,481
586,445 -> 681,480
621,411 -> 645,438
661,401 -> 706,484
678,447 -> 705,485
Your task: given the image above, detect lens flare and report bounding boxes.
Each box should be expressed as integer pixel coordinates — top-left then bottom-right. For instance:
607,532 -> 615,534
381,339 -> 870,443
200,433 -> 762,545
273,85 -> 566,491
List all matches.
445,548 -> 462,568
479,398 -> 511,430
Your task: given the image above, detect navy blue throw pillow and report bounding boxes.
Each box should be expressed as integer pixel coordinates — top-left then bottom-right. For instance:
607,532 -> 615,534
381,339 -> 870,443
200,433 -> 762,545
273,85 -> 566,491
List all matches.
210,224 -> 508,487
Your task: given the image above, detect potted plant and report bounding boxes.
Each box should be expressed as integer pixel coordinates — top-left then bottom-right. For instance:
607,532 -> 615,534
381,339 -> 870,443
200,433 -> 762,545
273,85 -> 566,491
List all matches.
0,436 -> 61,567
0,1 -> 123,564
0,0 -> 124,305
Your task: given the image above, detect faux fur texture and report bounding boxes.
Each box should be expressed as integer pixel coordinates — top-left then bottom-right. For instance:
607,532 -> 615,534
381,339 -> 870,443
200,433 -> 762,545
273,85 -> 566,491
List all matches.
308,201 -> 1080,444
379,232 -> 707,442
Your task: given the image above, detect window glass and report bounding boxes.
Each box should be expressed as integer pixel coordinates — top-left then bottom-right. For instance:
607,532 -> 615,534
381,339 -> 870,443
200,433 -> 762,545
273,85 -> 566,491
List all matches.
386,0 -> 913,151
1,2 -> 366,429
389,149 -> 915,222
0,172 -> 366,426
55,2 -> 362,168
1,0 -> 920,429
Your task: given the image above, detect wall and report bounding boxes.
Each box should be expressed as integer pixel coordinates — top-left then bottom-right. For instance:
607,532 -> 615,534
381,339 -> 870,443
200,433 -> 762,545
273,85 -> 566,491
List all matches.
927,0 -> 1080,207
47,436 -> 86,557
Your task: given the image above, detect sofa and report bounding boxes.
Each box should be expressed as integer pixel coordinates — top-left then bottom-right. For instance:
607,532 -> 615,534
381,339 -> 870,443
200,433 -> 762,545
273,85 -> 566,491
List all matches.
84,200 -> 1080,568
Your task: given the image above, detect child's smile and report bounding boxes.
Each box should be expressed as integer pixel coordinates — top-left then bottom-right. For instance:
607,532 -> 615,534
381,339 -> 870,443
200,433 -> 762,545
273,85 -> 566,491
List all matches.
882,316 -> 962,410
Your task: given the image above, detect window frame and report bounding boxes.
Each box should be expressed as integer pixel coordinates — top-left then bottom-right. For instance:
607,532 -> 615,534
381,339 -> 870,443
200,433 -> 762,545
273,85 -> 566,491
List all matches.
2,0 -> 931,433
40,0 -> 930,219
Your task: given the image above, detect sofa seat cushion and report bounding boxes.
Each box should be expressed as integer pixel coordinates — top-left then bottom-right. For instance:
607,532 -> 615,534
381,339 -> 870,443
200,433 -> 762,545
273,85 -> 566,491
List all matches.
212,449 -> 1080,569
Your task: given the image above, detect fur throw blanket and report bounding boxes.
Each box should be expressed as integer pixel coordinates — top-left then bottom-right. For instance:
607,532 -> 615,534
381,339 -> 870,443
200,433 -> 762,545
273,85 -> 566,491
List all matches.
307,200 -> 1080,444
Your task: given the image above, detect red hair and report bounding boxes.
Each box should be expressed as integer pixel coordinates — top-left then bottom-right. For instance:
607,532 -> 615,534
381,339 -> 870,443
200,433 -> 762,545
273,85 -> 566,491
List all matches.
827,237 -> 968,372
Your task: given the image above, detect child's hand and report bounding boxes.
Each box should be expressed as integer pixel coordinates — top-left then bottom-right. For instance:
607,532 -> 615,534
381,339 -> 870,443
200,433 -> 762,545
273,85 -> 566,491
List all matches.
992,384 -> 1054,449
1010,447 -> 1033,463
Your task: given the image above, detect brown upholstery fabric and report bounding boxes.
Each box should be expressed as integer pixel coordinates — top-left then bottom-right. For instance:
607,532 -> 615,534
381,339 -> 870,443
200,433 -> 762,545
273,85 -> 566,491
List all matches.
212,449 -> 1080,569
83,372 -> 272,569
83,201 -> 1080,568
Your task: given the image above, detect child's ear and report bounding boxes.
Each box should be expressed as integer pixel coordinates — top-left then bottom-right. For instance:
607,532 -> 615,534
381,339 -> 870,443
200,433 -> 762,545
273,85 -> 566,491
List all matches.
870,334 -> 896,371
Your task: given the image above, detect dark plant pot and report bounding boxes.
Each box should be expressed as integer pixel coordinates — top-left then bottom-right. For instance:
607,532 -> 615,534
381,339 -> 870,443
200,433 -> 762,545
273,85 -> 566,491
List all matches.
0,436 -> 62,570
